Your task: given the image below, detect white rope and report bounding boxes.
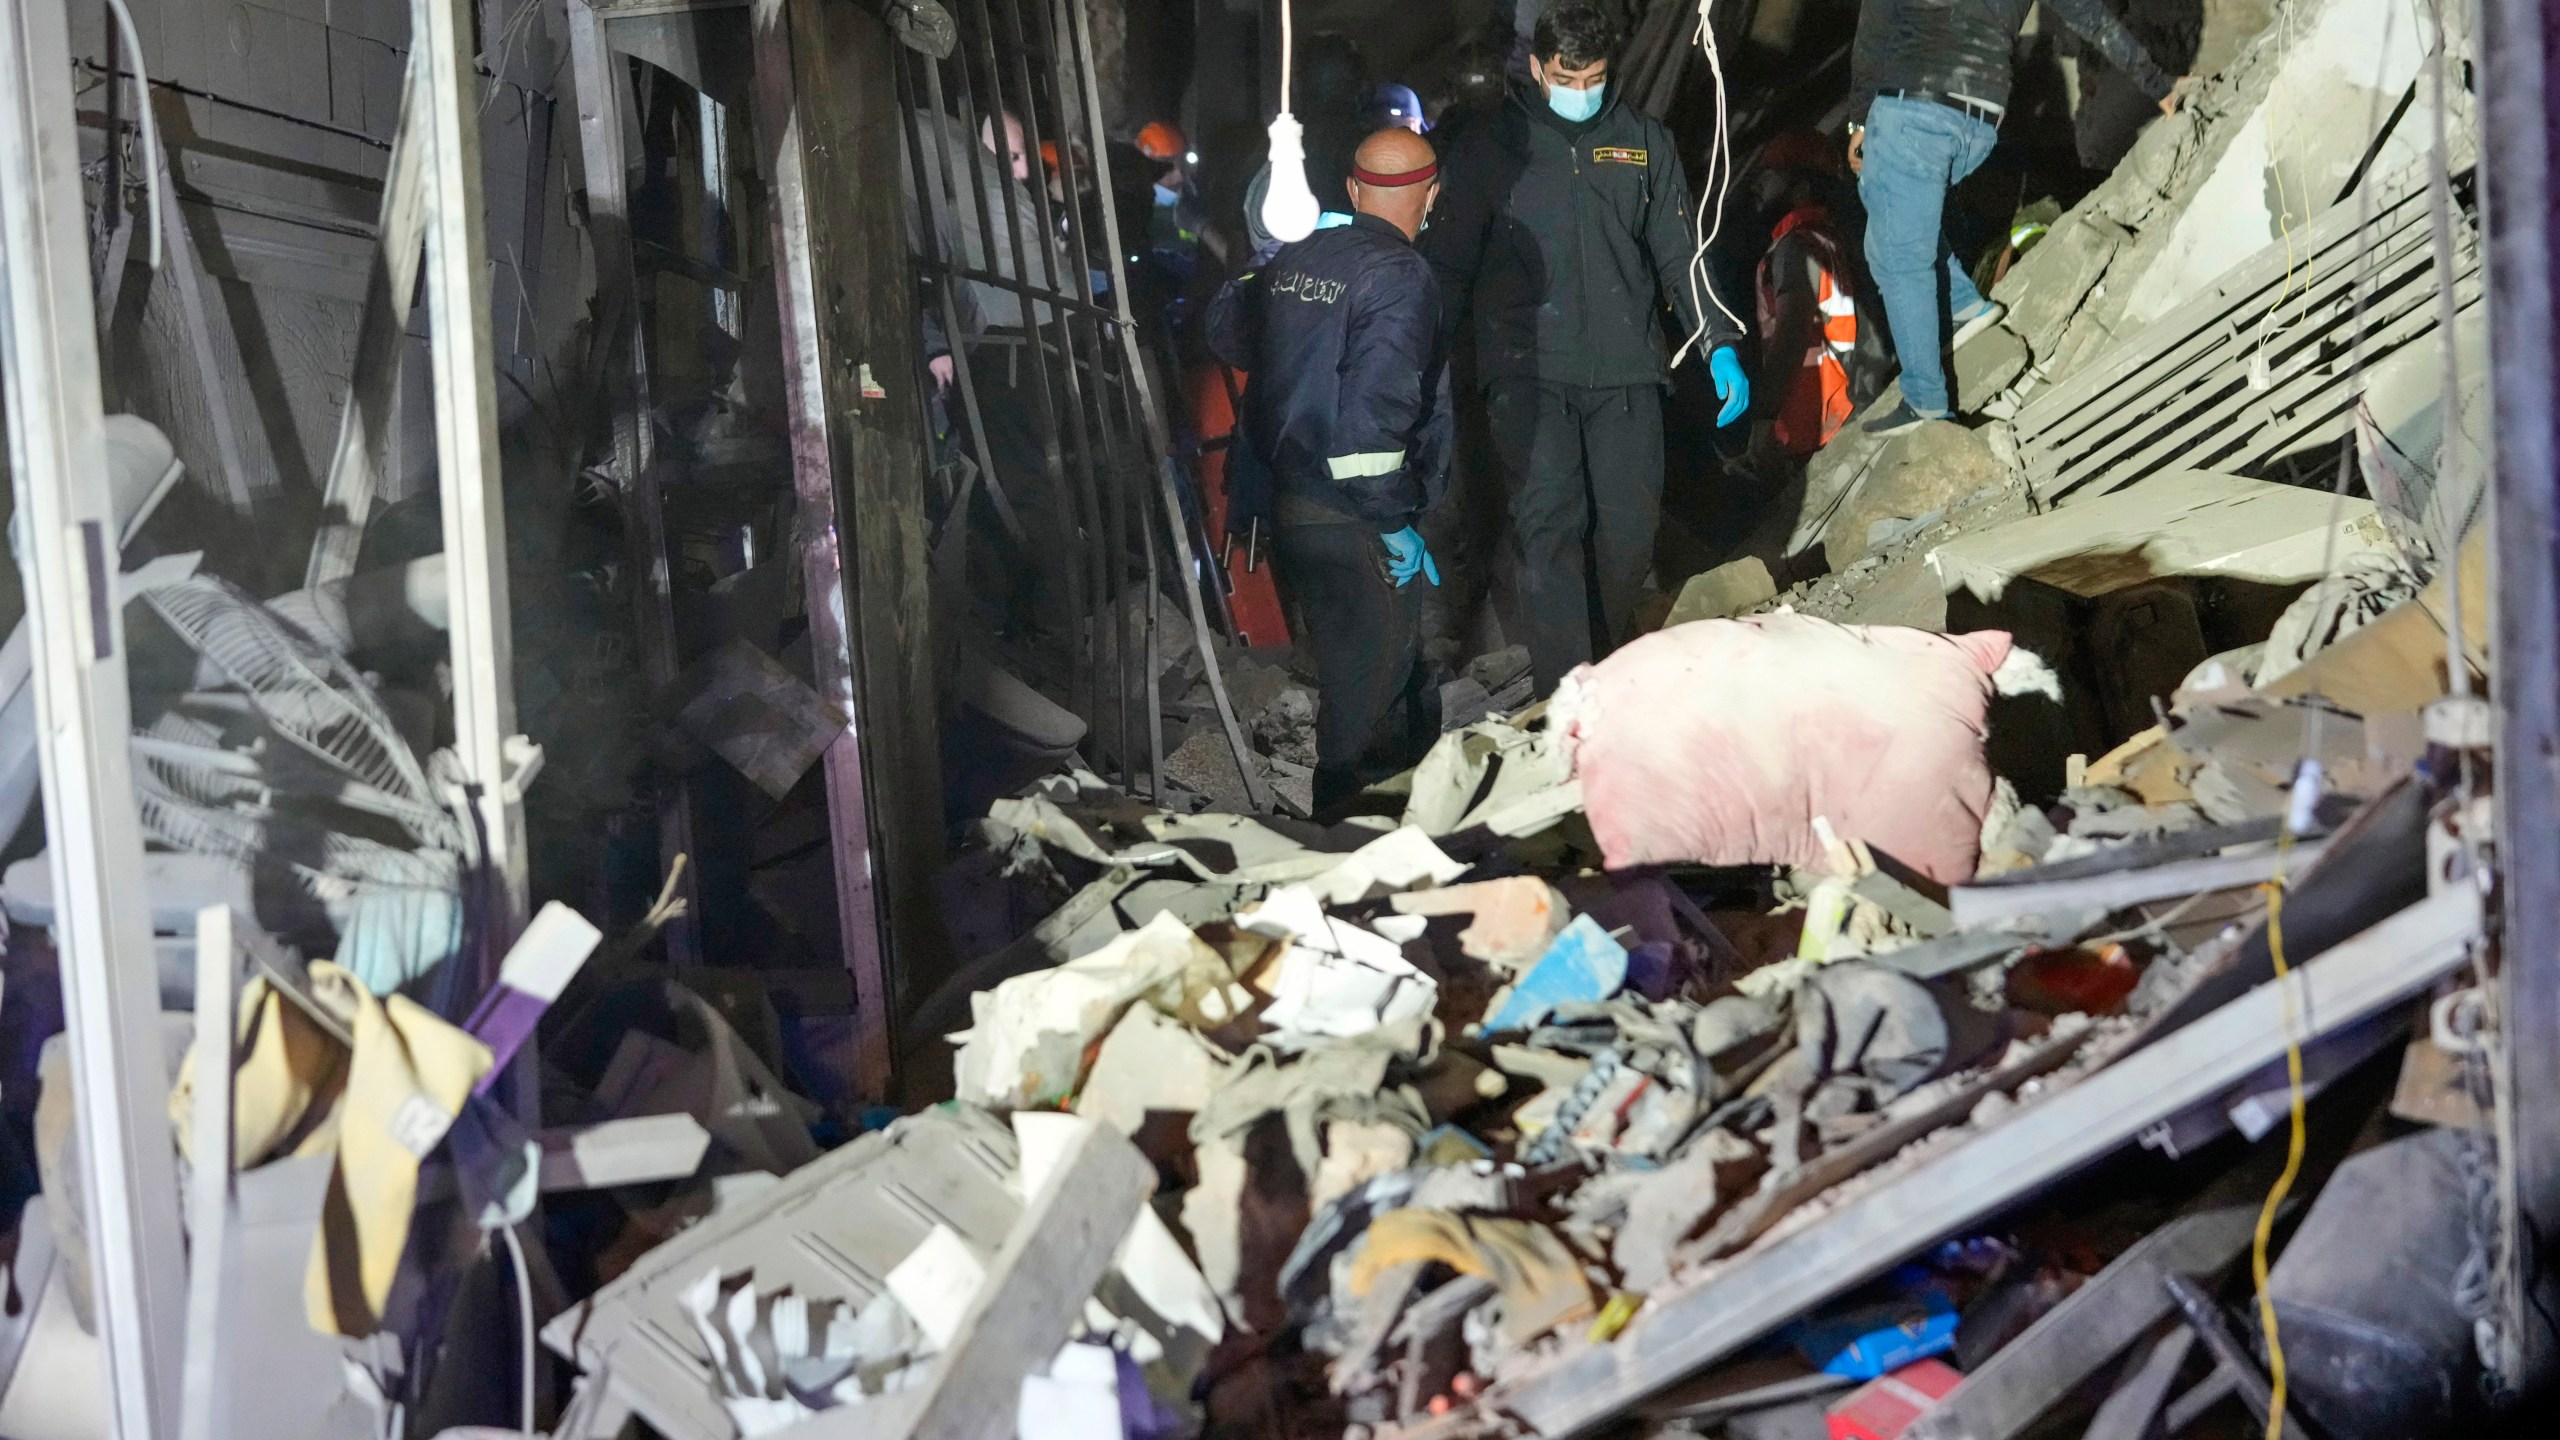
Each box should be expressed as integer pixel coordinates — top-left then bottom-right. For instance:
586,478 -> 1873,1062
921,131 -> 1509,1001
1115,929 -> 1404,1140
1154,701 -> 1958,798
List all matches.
100,0 -> 165,271
1279,0 -> 1294,115
1671,0 -> 1744,365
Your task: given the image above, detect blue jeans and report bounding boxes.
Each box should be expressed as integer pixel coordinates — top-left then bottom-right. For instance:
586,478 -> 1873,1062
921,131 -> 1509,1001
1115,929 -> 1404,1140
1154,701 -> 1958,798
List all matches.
1859,96 -> 1999,417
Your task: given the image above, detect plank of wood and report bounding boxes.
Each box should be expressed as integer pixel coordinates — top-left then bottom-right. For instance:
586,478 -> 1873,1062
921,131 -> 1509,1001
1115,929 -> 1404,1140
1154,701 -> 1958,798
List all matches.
1485,886 -> 2482,1438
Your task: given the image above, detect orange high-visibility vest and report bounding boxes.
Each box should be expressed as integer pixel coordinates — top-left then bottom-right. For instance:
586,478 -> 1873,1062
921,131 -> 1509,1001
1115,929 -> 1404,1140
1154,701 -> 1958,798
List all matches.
1756,206 -> 1857,457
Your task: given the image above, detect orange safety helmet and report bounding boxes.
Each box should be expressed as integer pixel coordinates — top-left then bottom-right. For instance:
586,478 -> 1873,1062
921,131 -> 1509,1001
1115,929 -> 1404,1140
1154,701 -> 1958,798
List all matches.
1135,119 -> 1186,163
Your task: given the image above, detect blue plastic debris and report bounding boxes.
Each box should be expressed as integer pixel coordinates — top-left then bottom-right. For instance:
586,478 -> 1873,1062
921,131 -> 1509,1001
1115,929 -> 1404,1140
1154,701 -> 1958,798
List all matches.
1482,914 -> 1630,1032
1785,1275 -> 1960,1379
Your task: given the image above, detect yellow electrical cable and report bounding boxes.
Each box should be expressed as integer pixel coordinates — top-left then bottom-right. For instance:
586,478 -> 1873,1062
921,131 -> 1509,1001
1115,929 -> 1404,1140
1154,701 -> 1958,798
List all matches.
2250,840 -> 2309,1440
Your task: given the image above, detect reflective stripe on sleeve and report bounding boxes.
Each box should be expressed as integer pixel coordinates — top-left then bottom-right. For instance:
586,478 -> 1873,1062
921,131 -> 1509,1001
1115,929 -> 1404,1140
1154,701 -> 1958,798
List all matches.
1326,451 -> 1405,479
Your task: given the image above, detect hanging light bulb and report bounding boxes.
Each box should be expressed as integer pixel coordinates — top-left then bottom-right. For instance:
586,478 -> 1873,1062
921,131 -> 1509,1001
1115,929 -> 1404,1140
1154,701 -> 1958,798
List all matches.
1258,0 -> 1317,244
1261,112 -> 1319,243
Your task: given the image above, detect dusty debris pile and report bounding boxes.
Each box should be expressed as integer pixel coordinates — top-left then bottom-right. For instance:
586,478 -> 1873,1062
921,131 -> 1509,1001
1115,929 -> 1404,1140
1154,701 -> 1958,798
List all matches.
536,532 -> 2502,1440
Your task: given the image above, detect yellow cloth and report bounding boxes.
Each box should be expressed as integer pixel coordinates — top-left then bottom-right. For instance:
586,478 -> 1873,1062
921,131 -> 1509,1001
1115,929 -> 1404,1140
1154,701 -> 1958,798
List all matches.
302,962 -> 492,1336
1347,1207 -> 1598,1346
168,975 -> 351,1170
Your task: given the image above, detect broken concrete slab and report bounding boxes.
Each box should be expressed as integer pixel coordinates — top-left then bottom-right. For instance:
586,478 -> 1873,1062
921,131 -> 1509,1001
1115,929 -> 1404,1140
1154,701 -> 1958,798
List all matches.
1664,557 -> 1779,627
1816,421 -> 2014,565
2117,0 -> 2447,333
1928,470 -> 2401,604
541,1108 -> 1022,1440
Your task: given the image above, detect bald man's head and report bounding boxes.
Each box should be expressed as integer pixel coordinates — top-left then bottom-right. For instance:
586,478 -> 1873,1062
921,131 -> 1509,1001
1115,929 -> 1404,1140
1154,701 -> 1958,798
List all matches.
979,112 -> 1030,181
1345,127 -> 1440,240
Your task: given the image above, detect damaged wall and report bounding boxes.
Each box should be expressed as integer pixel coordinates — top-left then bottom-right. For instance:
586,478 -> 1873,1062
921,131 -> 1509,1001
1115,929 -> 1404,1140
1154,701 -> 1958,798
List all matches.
64,0 -> 588,591
1993,0 -> 2471,378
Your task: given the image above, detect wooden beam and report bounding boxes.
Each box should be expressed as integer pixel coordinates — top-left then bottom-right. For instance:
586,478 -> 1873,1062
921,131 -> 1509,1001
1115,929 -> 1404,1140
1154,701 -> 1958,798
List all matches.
1948,838 -> 2331,928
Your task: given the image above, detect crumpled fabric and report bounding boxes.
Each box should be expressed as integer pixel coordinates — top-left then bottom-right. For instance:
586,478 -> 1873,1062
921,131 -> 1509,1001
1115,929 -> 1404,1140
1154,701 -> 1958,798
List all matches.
170,973 -> 352,1171
1190,1027 -> 1433,1182
1282,1165 -> 1516,1319
1347,1209 -> 1597,1346
332,880 -> 467,997
2254,550 -> 2423,688
1558,614 -> 2016,884
304,961 -> 493,1336
952,910 -> 1249,1109
1796,960 -> 2007,1105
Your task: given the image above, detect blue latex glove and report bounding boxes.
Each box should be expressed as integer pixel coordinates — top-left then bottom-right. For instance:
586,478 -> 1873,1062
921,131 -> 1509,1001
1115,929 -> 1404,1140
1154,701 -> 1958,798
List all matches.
1709,345 -> 1750,428
1380,527 -> 1441,588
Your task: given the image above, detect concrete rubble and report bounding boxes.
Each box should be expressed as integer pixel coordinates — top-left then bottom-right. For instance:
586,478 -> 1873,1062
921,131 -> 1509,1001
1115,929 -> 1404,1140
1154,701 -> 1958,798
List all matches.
0,0 -> 2524,1432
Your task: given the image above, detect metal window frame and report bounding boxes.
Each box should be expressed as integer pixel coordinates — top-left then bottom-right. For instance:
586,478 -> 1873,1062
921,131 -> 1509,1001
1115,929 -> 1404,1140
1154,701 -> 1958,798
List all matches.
0,0 -> 188,1430
2478,0 -> 2560,1376
414,0 -> 534,934
749,0 -> 900,1098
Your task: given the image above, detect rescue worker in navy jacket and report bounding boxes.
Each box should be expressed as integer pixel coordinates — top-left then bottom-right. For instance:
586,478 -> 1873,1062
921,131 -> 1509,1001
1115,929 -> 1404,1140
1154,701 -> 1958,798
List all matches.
1424,0 -> 1750,695
1208,128 -> 1453,818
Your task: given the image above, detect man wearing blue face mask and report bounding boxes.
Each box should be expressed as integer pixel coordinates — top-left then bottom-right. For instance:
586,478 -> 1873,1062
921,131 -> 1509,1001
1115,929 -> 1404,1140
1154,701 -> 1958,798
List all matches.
1424,0 -> 1749,695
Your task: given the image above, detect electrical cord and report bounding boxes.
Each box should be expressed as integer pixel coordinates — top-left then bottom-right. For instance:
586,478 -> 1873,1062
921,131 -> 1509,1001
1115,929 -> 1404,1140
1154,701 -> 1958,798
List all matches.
500,1219 -> 536,1436
2249,848 -> 2307,1440
2242,23 -> 2410,1420
99,0 -> 165,271
1670,0 -> 1744,366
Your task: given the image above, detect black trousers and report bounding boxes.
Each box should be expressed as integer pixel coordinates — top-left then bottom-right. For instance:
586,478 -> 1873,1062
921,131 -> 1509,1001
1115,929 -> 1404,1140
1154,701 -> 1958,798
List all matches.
968,339 -> 1079,638
1485,377 -> 1665,693
1273,521 -> 1441,816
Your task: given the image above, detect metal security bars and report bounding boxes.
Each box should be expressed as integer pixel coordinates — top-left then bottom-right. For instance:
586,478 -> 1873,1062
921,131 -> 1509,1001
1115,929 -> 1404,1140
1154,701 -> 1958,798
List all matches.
893,0 -> 1267,808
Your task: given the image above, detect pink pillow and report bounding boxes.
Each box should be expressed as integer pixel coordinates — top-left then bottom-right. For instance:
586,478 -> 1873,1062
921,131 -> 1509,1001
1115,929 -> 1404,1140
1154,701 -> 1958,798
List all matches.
1560,614 -> 2014,885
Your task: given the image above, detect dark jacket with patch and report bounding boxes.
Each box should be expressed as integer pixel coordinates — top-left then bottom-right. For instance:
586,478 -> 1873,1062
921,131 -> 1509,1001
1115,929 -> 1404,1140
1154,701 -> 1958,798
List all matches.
1849,0 -> 2172,116
1422,85 -> 1740,391
1206,214 -> 1453,531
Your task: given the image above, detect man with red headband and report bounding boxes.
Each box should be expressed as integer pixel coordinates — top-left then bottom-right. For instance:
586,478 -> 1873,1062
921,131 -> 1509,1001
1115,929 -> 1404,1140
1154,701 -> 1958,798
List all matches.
1208,127 -> 1453,818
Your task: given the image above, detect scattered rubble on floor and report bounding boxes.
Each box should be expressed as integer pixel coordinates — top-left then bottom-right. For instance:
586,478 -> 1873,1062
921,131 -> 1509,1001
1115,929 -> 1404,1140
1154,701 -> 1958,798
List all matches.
0,0 -> 2514,1434
521,517 -> 2497,1438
